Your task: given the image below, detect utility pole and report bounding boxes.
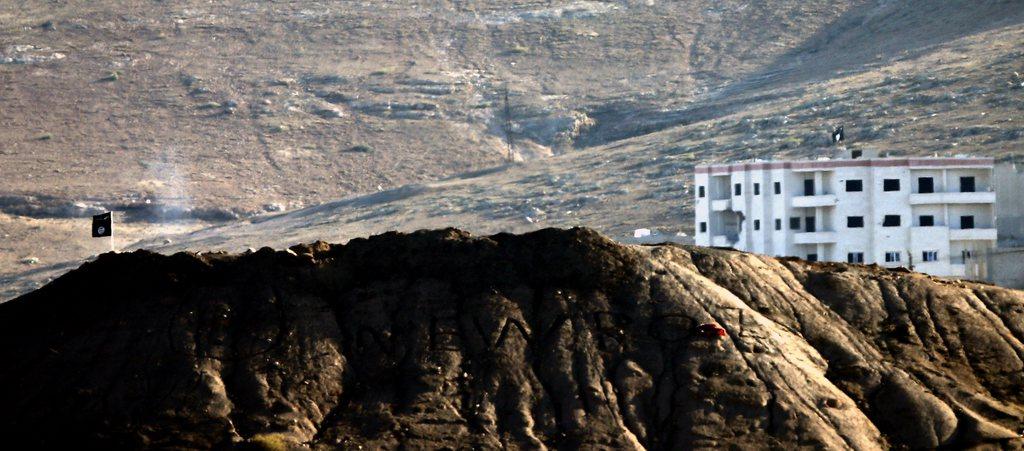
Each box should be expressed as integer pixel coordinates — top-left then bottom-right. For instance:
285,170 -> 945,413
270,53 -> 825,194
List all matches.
502,84 -> 514,163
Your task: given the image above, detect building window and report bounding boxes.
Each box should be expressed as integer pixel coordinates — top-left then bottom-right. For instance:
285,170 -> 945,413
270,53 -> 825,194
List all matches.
803,179 -> 815,196
922,250 -> 938,262
698,186 -> 705,198
918,177 -> 934,194
775,219 -> 782,230
845,180 -> 863,192
847,252 -> 865,263
919,215 -> 935,227
882,215 -> 901,227
883,179 -> 901,191
960,176 -> 976,193
700,222 -> 707,233
805,217 -> 816,232
754,220 -> 761,230
774,182 -> 781,195
734,183 -> 742,196
885,251 -> 901,263
847,216 -> 864,228
754,183 -> 761,195
807,254 -> 818,262
790,217 -> 801,230
961,215 -> 975,229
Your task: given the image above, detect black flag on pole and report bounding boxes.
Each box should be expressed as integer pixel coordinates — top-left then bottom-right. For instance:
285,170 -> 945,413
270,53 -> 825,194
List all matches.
92,212 -> 112,237
832,125 -> 845,144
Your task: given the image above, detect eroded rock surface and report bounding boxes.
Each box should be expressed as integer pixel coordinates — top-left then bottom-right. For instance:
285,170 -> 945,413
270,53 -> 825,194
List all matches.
1,228 -> 1022,449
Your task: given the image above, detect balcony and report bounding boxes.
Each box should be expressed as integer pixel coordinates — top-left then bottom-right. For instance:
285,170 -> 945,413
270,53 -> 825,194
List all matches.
949,228 -> 997,241
791,194 -> 838,208
909,191 -> 995,205
793,231 -> 838,244
711,234 -> 737,247
711,199 -> 732,211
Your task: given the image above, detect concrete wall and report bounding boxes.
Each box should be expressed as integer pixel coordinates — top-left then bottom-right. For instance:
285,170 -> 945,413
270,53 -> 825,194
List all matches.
995,163 -> 1024,246
833,166 -> 871,263
985,247 -> 1024,289
771,168 -> 789,256
871,166 -> 913,266
694,172 -> 709,246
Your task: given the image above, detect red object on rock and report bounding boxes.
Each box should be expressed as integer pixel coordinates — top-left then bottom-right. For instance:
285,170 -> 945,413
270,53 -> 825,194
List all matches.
696,323 -> 727,338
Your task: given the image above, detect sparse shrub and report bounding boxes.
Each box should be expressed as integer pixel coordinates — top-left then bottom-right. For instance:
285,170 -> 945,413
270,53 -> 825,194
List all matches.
777,136 -> 802,150
984,96 -> 1017,108
180,74 -> 200,87
317,91 -> 354,104
346,144 -> 372,153
99,71 -> 119,82
314,108 -> 343,119
905,74 -> 964,92
196,101 -> 222,110
35,133 -> 52,141
301,74 -> 347,85
985,129 -> 1023,144
505,45 -> 530,55
855,126 -> 890,141
801,131 -> 829,147
238,433 -> 289,451
950,126 -> 998,138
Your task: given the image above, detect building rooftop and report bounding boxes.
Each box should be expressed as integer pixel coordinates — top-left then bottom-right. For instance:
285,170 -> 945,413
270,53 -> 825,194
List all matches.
696,154 -> 994,174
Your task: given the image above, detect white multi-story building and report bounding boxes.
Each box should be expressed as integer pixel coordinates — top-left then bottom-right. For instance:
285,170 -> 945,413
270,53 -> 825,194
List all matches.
694,151 -> 996,278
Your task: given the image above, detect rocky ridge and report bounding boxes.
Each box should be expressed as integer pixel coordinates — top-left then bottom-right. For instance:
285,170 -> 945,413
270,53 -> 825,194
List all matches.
0,228 -> 1022,449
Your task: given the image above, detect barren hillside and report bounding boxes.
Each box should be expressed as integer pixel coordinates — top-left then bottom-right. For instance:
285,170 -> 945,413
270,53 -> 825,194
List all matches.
2,1 -> 1023,295
1,228 -> 1022,449
0,0 -> 863,217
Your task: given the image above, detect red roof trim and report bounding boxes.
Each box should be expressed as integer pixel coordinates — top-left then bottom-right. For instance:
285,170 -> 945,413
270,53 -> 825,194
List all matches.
695,158 -> 993,175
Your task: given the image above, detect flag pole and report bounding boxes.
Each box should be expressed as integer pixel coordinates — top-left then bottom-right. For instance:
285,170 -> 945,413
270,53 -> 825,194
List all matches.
109,211 -> 116,253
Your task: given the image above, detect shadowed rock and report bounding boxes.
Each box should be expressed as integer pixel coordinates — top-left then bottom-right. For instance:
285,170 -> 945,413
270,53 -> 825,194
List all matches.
0,228 -> 1021,449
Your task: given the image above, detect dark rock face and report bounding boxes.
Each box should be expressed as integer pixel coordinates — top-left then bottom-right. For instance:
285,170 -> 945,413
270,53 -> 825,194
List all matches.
0,228 -> 1022,449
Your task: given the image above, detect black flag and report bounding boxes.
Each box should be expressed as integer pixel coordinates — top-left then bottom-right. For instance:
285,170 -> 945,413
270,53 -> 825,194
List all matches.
832,125 -> 845,144
92,212 -> 112,237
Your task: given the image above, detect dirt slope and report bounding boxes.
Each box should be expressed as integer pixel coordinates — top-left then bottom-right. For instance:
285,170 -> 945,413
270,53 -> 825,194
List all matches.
0,0 -> 859,216
1,228 -> 1021,449
3,0 -> 1020,215
3,1 -> 1023,293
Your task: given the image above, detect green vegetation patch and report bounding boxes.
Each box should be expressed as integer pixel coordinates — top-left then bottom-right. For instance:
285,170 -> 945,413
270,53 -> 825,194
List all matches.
346,144 -> 373,153
98,71 -> 120,82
